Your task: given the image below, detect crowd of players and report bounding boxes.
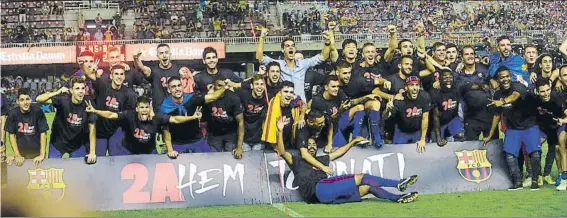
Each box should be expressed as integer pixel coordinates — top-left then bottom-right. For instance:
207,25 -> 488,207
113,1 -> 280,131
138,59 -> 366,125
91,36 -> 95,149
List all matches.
1,21 -> 567,205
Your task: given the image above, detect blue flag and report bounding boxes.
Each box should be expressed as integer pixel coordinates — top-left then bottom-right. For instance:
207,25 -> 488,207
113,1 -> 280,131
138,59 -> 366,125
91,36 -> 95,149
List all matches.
488,53 -> 529,85
159,93 -> 194,115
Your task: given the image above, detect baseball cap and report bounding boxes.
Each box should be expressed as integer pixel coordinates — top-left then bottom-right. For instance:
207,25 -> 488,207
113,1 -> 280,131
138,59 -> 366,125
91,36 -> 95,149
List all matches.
405,76 -> 420,85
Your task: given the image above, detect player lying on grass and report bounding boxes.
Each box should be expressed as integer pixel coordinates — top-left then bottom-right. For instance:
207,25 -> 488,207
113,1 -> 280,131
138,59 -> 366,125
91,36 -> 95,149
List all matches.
275,116 -> 419,204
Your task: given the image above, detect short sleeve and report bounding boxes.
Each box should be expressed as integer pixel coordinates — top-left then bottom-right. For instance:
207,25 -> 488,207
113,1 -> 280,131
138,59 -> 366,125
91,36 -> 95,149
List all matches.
87,113 -> 97,124
231,93 -> 244,116
4,112 -> 16,133
51,95 -> 65,108
187,94 -> 206,108
512,82 -> 527,99
421,92 -> 432,112
155,113 -> 171,126
316,155 -> 330,166
37,110 -> 49,133
124,90 -> 138,110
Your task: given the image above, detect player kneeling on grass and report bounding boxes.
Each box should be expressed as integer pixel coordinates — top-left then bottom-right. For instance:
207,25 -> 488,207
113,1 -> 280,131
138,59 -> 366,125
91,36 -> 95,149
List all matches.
275,116 -> 419,204
85,96 -> 202,158
5,88 -> 49,167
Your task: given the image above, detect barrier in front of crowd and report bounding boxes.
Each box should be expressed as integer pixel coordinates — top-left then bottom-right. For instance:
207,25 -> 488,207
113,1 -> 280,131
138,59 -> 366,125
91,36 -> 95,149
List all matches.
5,140 -> 511,211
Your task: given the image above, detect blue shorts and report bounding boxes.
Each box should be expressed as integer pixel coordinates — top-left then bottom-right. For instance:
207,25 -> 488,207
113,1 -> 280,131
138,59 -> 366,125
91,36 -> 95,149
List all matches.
393,126 -> 424,144
440,117 -> 465,139
48,144 -> 88,158
315,174 -> 361,204
174,138 -> 212,153
95,128 -> 125,156
504,126 -> 542,157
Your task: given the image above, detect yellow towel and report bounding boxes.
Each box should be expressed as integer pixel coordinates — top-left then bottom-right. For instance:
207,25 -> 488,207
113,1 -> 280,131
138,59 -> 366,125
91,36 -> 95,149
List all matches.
261,93 -> 301,144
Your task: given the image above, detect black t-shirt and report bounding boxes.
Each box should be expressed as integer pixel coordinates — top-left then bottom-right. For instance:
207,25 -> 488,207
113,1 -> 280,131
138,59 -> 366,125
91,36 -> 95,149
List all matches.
94,79 -> 137,138
100,68 -> 147,89
340,77 -> 375,99
304,70 -> 326,102
387,55 -> 425,77
204,91 -> 243,136
534,91 -> 564,129
238,90 -> 268,143
383,73 -> 407,95
310,91 -> 347,119
164,94 -> 206,144
295,120 -> 331,148
454,64 -> 488,85
459,83 -> 492,124
50,95 -> 96,153
429,87 -> 461,125
352,59 -> 389,80
281,105 -> 295,148
391,91 -> 432,133
492,82 -> 537,130
193,68 -> 242,94
287,155 -> 330,203
1,94 -> 10,116
147,64 -> 183,111
118,110 -> 170,154
4,106 -> 49,158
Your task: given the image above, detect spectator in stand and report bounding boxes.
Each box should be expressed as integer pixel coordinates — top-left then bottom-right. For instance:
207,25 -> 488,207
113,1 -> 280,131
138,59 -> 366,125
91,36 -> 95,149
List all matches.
18,3 -> 26,24
94,29 -> 104,41
83,30 -> 91,41
95,13 -> 103,29
104,28 -> 113,42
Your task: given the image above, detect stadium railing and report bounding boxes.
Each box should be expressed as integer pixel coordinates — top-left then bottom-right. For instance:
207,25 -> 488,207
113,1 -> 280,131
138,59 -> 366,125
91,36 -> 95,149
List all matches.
1,30 -> 564,48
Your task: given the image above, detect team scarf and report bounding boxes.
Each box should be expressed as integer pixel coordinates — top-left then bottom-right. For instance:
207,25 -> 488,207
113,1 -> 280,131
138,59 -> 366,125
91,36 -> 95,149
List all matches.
159,93 -> 194,115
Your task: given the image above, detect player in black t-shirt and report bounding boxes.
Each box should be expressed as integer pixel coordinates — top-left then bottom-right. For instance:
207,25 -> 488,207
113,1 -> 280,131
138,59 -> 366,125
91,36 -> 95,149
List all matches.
133,43 -> 191,112
195,47 -> 243,93
483,67 -> 542,190
555,65 -> 567,190
383,76 -> 431,152
204,76 -> 245,159
530,78 -> 566,185
1,94 -> 10,162
334,61 -> 389,147
87,65 -> 137,156
160,76 -> 225,153
330,39 -> 359,67
309,75 -> 374,150
295,110 -> 334,153
239,62 -> 283,100
85,96 -> 201,157
98,47 -> 146,89
36,76 -> 97,164
352,43 -> 389,80
275,116 -> 419,204
239,75 -> 268,151
4,89 -> 49,167
429,69 -> 465,146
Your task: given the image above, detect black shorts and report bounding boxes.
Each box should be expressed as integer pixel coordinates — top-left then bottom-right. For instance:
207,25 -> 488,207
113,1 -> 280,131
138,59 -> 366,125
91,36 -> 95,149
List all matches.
207,132 -> 237,152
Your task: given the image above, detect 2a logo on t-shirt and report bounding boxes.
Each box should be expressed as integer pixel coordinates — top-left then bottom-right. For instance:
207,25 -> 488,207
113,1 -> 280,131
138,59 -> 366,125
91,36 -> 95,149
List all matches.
442,99 -> 457,111
331,106 -> 338,116
105,96 -> 120,110
364,72 -> 381,79
66,113 -> 83,126
160,77 -> 172,87
17,122 -> 35,135
405,107 -> 423,118
134,128 -> 151,142
247,104 -> 264,114
211,106 -> 229,118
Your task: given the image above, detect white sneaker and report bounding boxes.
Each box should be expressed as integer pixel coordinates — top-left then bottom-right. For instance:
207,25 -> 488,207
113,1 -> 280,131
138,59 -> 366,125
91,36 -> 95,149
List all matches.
557,180 -> 567,191
522,177 -> 532,188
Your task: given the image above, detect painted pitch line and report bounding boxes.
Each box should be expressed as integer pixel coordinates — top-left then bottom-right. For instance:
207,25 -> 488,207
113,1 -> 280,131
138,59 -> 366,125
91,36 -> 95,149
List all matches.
271,203 -> 304,217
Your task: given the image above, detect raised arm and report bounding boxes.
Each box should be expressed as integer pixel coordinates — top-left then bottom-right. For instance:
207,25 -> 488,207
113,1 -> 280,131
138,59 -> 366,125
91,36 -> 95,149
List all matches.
204,87 -> 226,104
133,50 -> 152,78
85,101 -> 119,119
36,87 -> 68,104
256,27 -> 268,63
384,25 -> 397,62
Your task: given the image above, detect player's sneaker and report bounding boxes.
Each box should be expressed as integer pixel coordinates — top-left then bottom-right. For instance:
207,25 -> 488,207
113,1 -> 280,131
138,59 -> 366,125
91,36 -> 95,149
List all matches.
508,183 -> 523,191
355,140 -> 372,147
530,181 -> 540,191
397,175 -> 418,192
543,175 -> 555,185
397,192 -> 419,203
557,180 -> 567,191
537,176 -> 543,186
522,177 -> 532,187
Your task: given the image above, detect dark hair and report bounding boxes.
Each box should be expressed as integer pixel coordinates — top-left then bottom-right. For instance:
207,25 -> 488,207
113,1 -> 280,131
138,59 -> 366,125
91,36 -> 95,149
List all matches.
432,42 -> 445,51
495,66 -> 510,76
334,60 -> 352,71
156,43 -> 170,50
281,81 -> 294,89
324,75 -> 340,86
69,76 -> 86,88
460,45 -> 475,55
342,39 -> 357,50
306,109 -> 324,120
535,78 -> 550,89
440,68 -> 453,76
136,96 -> 151,106
398,39 -> 412,49
400,55 -> 413,63
496,35 -> 511,44
445,43 -> 457,50
79,50 -> 95,57
280,37 -> 294,49
266,61 -> 281,72
213,75 -> 227,83
167,76 -> 181,85
110,64 -> 126,73
17,88 -> 30,99
202,47 -> 218,60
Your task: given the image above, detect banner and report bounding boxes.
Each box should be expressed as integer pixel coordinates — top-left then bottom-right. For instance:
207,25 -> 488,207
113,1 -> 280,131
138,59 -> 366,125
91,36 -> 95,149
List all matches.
4,140 -> 511,211
125,42 -> 226,62
76,44 -> 126,64
0,46 -> 76,65
266,140 -> 511,203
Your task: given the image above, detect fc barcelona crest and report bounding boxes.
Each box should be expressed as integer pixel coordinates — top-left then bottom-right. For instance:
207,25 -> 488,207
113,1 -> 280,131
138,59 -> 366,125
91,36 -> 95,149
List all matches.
455,150 -> 492,183
27,168 -> 67,201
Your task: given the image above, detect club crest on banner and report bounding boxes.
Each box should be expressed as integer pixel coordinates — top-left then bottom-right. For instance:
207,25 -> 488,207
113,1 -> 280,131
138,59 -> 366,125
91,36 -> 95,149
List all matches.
27,168 -> 67,200
455,149 -> 492,183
